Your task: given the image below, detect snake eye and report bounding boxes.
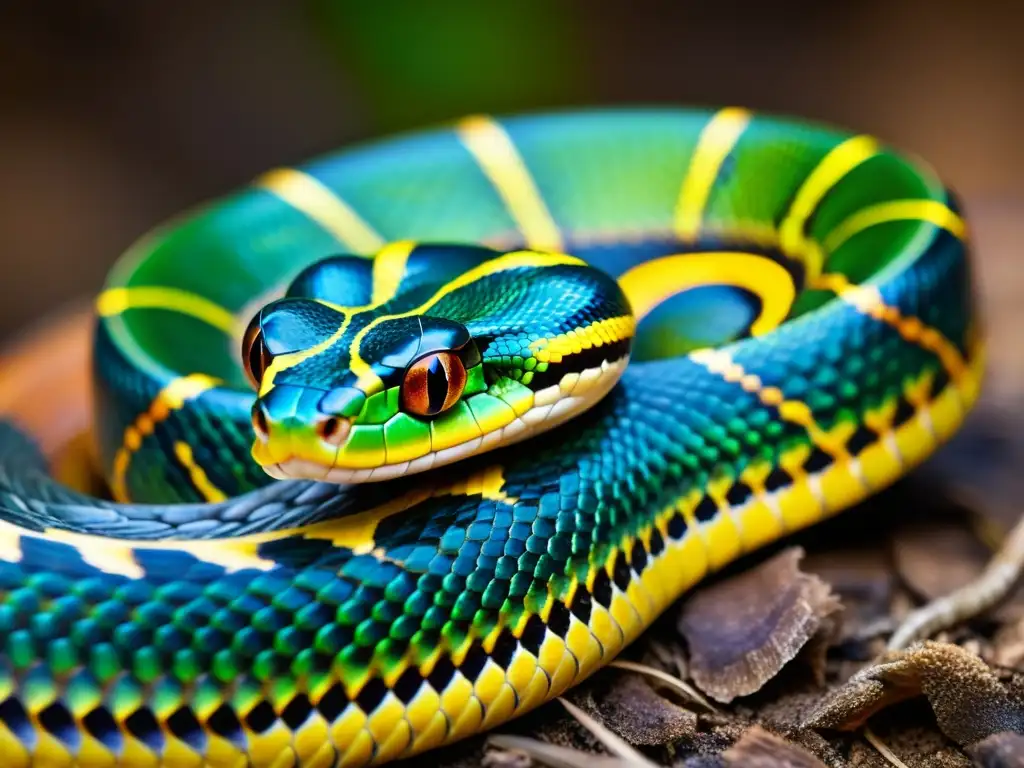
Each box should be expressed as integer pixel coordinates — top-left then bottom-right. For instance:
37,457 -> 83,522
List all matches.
242,314 -> 273,391
401,352 -> 467,418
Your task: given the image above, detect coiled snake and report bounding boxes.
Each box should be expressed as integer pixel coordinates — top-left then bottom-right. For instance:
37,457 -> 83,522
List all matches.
0,108 -> 983,767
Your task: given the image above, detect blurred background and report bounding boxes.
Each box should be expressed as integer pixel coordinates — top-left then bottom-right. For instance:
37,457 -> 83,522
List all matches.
1,1 -> 1022,364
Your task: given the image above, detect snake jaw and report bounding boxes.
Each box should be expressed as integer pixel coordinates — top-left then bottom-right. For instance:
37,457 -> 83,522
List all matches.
259,355 -> 630,485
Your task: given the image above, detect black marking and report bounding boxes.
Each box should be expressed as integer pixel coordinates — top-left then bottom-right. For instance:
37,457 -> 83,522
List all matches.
520,614 -> 547,655
0,697 -> 33,745
39,702 -> 79,748
893,398 -> 917,428
427,656 -> 457,692
612,551 -> 632,590
592,568 -> 613,607
931,367 -> 951,399
167,707 -> 206,751
694,495 -> 719,523
125,708 -> 164,750
491,630 -> 519,669
460,643 -> 489,681
318,685 -> 349,722
281,695 -> 314,730
725,481 -> 753,507
547,600 -> 571,638
648,528 -> 665,556
666,512 -> 687,540
393,668 -> 425,704
244,701 -> 277,734
83,707 -> 121,750
355,678 -> 388,714
847,425 -> 877,455
804,447 -> 833,473
764,467 -> 792,492
207,705 -> 244,745
570,587 -> 592,623
629,539 -> 648,573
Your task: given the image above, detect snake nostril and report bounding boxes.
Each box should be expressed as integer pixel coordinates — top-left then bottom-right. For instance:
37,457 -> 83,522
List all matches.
316,416 -> 350,447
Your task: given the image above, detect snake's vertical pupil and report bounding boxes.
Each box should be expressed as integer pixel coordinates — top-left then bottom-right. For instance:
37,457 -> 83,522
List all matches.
401,351 -> 467,417
426,356 -> 450,413
242,315 -> 273,391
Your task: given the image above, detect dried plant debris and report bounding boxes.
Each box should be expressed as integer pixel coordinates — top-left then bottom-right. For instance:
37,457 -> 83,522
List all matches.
678,548 -> 842,704
968,731 -> 1024,768
806,641 -> 1024,747
721,725 -> 829,767
571,671 -> 698,747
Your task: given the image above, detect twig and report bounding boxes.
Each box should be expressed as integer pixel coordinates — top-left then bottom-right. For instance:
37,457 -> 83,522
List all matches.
863,727 -> 910,768
557,697 -> 661,767
889,501 -> 1024,651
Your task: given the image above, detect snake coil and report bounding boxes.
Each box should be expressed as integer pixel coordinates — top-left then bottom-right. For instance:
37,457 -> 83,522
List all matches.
0,107 -> 982,767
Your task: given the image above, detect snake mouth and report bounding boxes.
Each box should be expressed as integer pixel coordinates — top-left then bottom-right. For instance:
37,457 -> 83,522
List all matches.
263,357 -> 629,485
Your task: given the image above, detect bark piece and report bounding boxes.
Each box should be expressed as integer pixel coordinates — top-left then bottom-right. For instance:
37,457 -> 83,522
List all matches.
678,548 -> 842,704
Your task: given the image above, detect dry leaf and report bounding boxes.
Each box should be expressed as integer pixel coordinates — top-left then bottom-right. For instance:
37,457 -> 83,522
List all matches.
574,673 -> 698,747
968,731 -> 1024,767
721,725 -> 828,767
678,548 -> 842,703
805,641 -> 1024,746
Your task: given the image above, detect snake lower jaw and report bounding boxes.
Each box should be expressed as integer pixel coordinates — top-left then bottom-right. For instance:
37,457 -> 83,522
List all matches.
262,357 -> 630,486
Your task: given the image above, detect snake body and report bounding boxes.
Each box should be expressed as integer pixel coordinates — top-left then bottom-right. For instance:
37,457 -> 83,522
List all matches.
0,108 -> 983,767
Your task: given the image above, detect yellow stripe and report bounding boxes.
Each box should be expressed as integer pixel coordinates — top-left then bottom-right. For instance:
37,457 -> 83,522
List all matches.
779,135 -> 880,258
674,107 -> 752,240
0,520 -> 23,564
371,240 -> 415,305
111,374 -> 221,502
618,251 -> 795,329
812,272 -> 968,383
529,315 -> 636,364
256,167 -> 385,254
97,287 -> 237,336
821,199 -> 966,254
173,442 -> 228,503
260,241 -> 418,397
456,115 -> 563,252
260,312 -> 355,397
348,251 -> 586,388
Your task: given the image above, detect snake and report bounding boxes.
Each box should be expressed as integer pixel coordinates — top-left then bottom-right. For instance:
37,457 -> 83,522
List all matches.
0,107 -> 984,767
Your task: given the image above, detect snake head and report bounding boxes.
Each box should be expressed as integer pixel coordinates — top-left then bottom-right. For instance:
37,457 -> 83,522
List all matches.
243,245 -> 634,483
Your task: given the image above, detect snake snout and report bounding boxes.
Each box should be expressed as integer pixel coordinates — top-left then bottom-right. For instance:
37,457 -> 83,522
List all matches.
250,384 -> 355,473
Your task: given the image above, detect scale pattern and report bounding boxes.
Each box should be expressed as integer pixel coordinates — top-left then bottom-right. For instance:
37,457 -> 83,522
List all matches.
0,107 -> 983,767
